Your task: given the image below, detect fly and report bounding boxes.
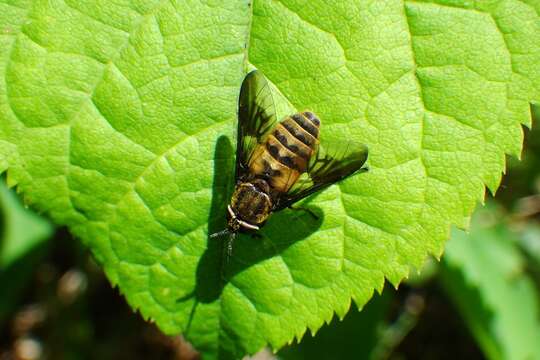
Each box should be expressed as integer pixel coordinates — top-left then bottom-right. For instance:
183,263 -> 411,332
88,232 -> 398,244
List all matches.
212,70 -> 369,259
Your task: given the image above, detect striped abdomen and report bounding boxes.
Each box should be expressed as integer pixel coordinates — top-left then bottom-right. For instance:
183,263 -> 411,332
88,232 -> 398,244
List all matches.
249,111 -> 320,192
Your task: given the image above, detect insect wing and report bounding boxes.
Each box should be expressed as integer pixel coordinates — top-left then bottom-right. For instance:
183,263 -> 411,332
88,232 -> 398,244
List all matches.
274,142 -> 368,210
236,70 -> 278,179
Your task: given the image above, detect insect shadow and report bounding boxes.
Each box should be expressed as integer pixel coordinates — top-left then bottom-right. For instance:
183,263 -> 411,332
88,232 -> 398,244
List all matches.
178,135 -> 323,308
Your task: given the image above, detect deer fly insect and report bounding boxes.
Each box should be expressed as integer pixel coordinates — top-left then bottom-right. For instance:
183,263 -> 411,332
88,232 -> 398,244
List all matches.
211,70 -> 368,257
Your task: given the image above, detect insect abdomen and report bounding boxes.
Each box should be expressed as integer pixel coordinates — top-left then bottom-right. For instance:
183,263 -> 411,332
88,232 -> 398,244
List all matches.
249,111 -> 320,192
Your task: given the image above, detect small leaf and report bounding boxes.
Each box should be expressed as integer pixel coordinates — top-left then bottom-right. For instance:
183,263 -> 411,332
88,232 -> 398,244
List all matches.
0,180 -> 52,269
0,1 -> 539,357
0,179 -> 52,324
440,207 -> 540,360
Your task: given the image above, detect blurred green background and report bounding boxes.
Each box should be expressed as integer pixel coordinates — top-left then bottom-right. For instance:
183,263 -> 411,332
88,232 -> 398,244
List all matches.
1,107 -> 539,360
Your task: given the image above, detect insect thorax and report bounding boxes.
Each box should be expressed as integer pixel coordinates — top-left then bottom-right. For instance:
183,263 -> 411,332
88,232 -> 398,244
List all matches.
248,111 -> 320,193
229,180 -> 273,228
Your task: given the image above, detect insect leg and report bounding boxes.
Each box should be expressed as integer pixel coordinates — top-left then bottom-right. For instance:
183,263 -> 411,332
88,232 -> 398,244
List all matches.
222,233 -> 236,266
220,233 -> 235,284
210,228 -> 230,238
226,234 -> 234,259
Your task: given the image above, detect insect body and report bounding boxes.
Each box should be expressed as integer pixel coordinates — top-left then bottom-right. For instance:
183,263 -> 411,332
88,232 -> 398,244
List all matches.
228,111 -> 320,231
250,112 -> 319,192
212,70 -> 368,254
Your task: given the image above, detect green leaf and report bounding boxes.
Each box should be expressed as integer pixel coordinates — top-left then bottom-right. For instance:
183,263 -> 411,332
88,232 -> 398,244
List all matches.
0,0 -> 539,357
440,207 -> 540,360
517,224 -> 540,282
0,179 -> 52,324
0,179 -> 52,268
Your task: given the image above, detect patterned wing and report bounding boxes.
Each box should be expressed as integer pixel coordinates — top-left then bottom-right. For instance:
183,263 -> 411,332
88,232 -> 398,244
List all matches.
236,70 -> 278,180
274,142 -> 369,210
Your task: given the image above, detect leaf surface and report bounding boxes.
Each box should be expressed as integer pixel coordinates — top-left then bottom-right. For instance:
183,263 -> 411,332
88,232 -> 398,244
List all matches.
0,0 -> 539,357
